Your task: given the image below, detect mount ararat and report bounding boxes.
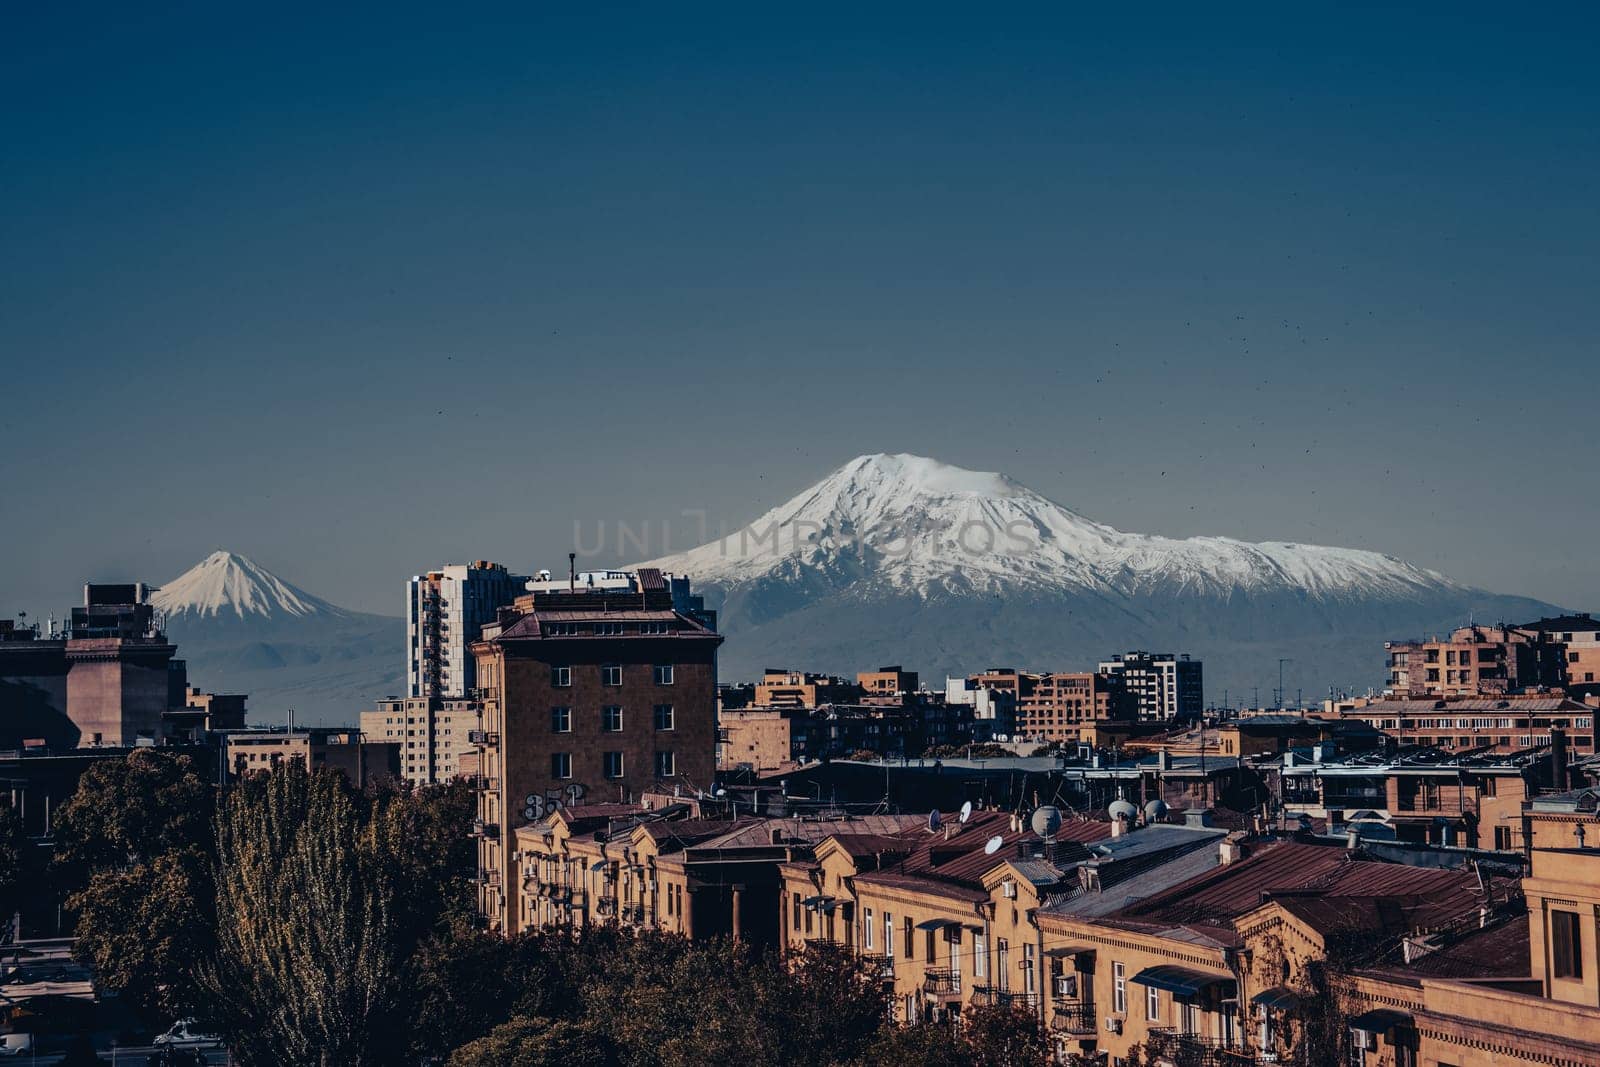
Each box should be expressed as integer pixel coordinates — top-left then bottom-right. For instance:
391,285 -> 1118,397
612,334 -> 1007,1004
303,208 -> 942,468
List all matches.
640,454 -> 1564,701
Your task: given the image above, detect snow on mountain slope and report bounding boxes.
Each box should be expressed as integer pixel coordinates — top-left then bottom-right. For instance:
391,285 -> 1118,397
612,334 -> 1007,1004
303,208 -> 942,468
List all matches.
152,551 -> 353,622
642,453 -> 1461,602
149,552 -> 402,724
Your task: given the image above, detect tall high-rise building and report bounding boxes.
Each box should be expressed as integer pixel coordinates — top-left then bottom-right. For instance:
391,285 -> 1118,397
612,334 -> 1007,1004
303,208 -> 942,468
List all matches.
1097,651 -> 1203,721
407,562 -> 525,699
470,567 -> 722,932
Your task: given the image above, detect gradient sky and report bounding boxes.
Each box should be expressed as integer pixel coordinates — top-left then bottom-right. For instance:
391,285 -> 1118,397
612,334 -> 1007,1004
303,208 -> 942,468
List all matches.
4,4 -> 1597,617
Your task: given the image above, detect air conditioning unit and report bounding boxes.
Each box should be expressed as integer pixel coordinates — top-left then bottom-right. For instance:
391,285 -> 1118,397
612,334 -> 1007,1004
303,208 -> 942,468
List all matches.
1104,1017 -> 1123,1034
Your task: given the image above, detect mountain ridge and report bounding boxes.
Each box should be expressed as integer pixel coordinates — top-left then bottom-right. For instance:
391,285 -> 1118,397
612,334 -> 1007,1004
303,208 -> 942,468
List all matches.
639,453 -> 1563,693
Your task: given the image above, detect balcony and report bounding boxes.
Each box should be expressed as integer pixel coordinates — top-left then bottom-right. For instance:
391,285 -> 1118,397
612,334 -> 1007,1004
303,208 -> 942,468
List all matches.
467,729 -> 499,747
1050,999 -> 1096,1035
971,987 -> 1039,1011
475,868 -> 497,886
1145,1028 -> 1251,1066
921,968 -> 962,999
469,819 -> 499,839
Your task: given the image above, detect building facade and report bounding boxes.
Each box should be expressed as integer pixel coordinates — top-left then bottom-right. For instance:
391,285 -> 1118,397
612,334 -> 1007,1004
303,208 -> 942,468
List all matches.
470,568 -> 722,932
360,696 -> 483,785
1097,652 -> 1203,721
407,561 -> 525,699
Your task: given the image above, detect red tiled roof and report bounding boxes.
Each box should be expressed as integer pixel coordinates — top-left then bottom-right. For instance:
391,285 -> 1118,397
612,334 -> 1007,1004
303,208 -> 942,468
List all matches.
855,810 -> 1111,900
1395,915 -> 1531,979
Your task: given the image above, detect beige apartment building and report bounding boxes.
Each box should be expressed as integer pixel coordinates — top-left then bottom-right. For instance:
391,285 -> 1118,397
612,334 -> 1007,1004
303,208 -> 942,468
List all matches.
360,695 -> 482,785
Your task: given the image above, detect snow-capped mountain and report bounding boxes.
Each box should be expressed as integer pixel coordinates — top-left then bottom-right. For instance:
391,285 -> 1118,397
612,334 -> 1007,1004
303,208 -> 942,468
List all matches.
641,454 -> 1563,696
155,552 -> 402,724
153,551 -> 352,623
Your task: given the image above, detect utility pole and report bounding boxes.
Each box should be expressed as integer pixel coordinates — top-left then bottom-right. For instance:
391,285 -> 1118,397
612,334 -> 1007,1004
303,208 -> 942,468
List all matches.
1276,659 -> 1293,710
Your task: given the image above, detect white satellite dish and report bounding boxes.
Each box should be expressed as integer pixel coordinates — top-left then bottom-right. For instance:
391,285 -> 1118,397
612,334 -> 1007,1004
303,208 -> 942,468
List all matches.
927,810 -> 943,833
959,801 -> 973,824
715,787 -> 728,796
983,835 -> 1003,855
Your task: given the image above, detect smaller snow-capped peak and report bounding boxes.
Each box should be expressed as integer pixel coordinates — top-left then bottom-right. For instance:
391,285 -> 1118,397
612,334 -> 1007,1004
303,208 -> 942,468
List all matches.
151,551 -> 350,621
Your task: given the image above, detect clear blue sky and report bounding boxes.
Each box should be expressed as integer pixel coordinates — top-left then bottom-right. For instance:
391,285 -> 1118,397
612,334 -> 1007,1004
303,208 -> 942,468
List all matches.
3,4 -> 1597,615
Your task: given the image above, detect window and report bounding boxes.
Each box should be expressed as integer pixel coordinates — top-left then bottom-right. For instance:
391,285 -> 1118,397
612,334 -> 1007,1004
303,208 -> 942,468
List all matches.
1023,943 -> 1036,994
602,664 -> 622,686
1494,826 -> 1513,850
552,666 -> 571,688
551,752 -> 572,779
1553,909 -> 1583,979
603,752 -> 624,778
903,917 -> 913,958
551,707 -> 572,733
792,893 -> 802,931
654,704 -> 675,730
974,935 -> 987,978
1146,983 -> 1160,1021
1113,962 -> 1126,1013
654,664 -> 675,685
602,706 -> 623,732
655,751 -> 675,778
885,913 -> 894,957
864,908 -> 874,950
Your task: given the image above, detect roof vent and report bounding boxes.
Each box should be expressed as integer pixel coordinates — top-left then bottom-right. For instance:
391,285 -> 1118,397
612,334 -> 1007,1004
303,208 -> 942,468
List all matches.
1183,808 -> 1214,829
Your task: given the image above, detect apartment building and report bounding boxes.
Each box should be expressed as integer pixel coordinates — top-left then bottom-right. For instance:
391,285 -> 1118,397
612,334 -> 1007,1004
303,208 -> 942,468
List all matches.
1337,695 -> 1597,756
1278,746 -> 1542,850
717,704 -> 919,771
961,668 -> 1133,743
857,665 -> 919,704
1325,790 -> 1600,1067
751,669 -> 859,708
511,804 -> 919,941
222,726 -> 400,783
1385,624 -> 1566,698
1097,652 -> 1203,721
1518,612 -> 1600,695
360,695 -> 482,785
470,568 -> 722,932
407,561 -> 525,699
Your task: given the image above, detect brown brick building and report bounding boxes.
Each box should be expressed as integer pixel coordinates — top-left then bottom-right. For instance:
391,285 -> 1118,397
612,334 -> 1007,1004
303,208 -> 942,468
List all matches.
470,568 -> 722,931
965,668 -> 1134,744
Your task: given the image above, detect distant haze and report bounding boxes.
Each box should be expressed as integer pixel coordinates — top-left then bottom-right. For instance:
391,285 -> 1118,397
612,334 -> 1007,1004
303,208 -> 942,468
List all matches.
3,7 -> 1596,620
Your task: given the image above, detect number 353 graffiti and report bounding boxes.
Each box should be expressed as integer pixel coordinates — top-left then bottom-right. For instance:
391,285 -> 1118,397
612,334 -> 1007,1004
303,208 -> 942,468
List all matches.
522,783 -> 587,820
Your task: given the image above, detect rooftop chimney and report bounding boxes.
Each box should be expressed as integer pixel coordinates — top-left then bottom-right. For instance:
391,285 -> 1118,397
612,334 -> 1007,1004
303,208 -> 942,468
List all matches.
1183,808 -> 1213,830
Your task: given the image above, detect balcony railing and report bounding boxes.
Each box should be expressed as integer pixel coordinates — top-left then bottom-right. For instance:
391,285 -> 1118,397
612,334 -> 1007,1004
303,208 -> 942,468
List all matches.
971,987 -> 1040,1011
1050,1000 -> 1096,1034
921,968 -> 962,998
1145,1028 -> 1252,1066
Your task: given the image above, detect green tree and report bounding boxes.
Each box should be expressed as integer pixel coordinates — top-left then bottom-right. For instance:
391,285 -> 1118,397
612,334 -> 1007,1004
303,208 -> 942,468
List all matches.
52,749 -> 212,879
200,762 -> 417,1066
51,749 -> 215,1018
960,1003 -> 1053,1067
0,799 -> 32,925
447,1016 -> 613,1067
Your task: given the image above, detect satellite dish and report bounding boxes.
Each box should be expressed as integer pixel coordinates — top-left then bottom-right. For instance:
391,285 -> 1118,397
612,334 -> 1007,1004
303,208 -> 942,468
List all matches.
1031,805 -> 1063,840
959,801 -> 973,824
715,787 -> 728,796
928,810 -> 943,833
983,835 -> 1003,855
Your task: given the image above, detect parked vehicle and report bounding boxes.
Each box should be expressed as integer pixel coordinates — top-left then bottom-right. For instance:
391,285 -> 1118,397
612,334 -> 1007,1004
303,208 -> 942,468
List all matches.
0,1033 -> 35,1057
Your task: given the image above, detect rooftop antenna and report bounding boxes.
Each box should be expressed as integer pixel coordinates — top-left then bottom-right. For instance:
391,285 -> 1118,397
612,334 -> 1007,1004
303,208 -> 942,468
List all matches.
568,552 -> 576,592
